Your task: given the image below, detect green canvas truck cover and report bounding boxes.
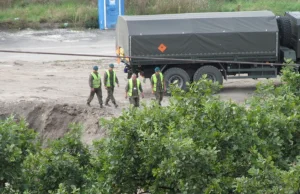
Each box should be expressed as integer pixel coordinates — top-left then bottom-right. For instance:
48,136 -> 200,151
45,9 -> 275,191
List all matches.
116,11 -> 279,63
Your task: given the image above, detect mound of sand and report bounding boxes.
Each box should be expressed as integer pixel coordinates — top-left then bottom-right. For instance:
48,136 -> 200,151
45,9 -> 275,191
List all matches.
0,101 -> 115,144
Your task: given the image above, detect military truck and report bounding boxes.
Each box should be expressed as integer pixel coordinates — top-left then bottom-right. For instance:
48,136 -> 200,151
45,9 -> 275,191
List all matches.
116,11 -> 300,89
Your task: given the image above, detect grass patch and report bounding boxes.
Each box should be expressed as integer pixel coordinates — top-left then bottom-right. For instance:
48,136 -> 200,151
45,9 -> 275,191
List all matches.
0,0 -> 98,29
1,0 -> 300,29
126,0 -> 300,15
214,0 -> 300,15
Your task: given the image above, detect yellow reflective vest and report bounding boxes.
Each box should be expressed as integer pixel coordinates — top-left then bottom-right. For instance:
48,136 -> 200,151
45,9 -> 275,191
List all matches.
105,70 -> 116,87
128,79 -> 141,97
151,73 -> 164,92
91,72 -> 101,88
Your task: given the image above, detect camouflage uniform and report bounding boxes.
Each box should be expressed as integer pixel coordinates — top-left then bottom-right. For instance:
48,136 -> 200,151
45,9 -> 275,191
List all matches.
104,70 -> 119,106
151,73 -> 164,105
125,79 -> 143,107
87,72 -> 103,106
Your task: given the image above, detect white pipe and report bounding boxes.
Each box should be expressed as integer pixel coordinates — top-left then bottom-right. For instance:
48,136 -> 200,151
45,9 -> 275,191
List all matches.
104,0 -> 107,29
119,0 -> 121,15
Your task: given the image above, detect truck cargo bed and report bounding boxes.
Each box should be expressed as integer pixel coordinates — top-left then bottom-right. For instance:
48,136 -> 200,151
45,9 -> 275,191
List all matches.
116,11 -> 279,65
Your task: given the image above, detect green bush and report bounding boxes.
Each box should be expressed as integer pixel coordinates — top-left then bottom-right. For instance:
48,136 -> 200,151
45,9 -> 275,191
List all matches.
21,124 -> 91,193
0,117 -> 39,191
91,67 -> 300,193
2,66 -> 300,193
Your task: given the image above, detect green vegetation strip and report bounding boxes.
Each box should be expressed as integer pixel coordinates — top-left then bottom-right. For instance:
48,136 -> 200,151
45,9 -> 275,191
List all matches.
126,0 -> 300,15
2,0 -> 300,29
0,0 -> 98,29
2,64 -> 300,193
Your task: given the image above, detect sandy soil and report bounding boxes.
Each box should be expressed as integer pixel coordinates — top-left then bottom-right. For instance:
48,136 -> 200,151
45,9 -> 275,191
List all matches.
0,29 -> 280,144
0,59 -> 160,144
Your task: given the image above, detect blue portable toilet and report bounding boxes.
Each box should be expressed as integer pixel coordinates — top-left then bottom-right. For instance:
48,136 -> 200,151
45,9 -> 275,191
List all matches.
99,0 -> 125,30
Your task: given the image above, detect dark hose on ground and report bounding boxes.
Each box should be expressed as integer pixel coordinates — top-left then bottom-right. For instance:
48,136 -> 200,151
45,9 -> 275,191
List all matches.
0,49 -> 297,67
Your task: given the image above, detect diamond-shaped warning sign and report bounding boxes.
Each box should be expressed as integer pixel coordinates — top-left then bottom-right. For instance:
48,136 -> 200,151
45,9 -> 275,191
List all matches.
158,43 -> 167,53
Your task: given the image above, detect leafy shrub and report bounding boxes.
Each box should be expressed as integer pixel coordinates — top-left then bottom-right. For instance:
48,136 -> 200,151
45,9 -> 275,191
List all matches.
2,67 -> 300,193
21,124 -> 91,193
0,117 -> 39,191
91,67 -> 300,193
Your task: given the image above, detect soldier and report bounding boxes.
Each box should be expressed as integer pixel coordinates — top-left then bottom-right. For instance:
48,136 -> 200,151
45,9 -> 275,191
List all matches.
125,73 -> 144,107
87,66 -> 103,108
104,64 -> 119,108
151,67 -> 166,106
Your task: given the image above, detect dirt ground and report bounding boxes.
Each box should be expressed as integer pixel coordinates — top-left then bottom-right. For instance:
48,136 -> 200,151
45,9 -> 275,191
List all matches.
0,59 -> 162,144
0,29 -> 280,144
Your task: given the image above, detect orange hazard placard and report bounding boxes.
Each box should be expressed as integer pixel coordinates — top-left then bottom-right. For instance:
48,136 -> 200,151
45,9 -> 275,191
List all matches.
158,43 -> 167,53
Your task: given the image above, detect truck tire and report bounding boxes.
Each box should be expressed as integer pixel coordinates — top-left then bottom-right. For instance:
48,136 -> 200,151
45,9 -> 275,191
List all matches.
164,67 -> 190,91
277,16 -> 292,47
193,65 -> 223,85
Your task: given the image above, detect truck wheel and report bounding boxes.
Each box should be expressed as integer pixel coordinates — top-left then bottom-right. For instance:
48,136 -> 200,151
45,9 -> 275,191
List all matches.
193,65 -> 223,85
277,16 -> 292,47
164,67 -> 190,91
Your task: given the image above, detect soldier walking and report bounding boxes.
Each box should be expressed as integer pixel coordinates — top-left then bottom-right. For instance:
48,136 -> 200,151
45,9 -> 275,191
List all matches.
104,64 -> 119,108
125,73 -> 144,107
151,67 -> 166,106
87,66 -> 103,108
